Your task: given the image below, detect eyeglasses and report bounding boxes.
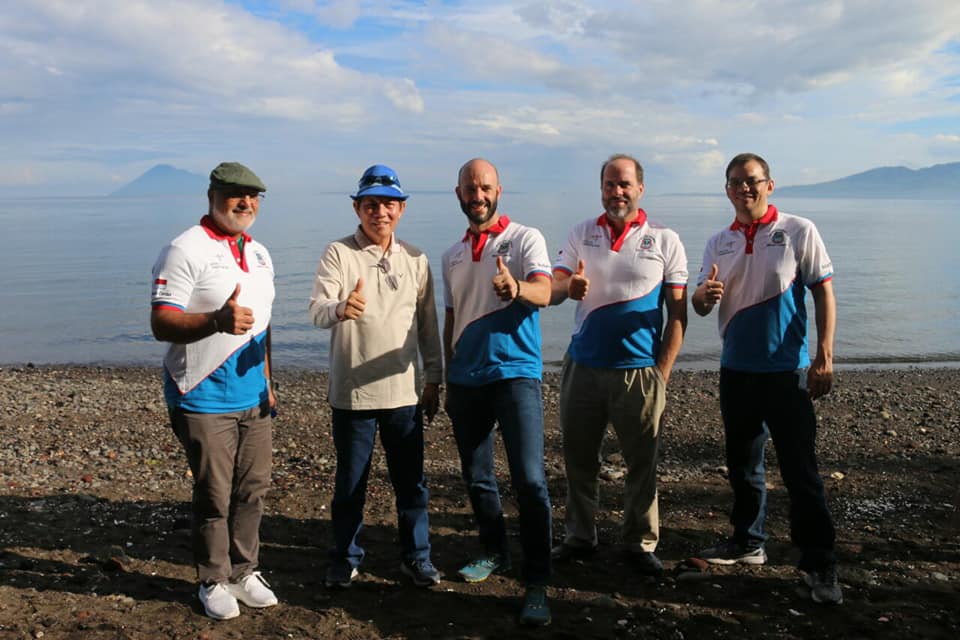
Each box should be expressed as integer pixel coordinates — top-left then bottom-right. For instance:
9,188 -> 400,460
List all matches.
377,257 -> 399,290
726,178 -> 769,190
360,174 -> 400,188
221,190 -> 264,200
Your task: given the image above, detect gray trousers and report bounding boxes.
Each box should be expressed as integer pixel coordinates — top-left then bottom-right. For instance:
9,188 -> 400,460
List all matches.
171,406 -> 272,584
559,356 -> 665,552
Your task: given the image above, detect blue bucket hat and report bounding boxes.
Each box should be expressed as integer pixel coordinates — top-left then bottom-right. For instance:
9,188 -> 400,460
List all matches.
351,164 -> 409,201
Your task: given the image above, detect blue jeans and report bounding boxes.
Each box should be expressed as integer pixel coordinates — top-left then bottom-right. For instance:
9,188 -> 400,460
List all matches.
446,378 -> 552,585
330,405 -> 431,568
719,368 -> 836,571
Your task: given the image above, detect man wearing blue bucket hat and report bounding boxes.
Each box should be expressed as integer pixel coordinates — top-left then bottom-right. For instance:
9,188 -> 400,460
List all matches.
309,164 -> 444,589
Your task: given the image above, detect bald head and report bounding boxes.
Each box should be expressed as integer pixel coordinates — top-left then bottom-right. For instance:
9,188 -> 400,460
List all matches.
456,158 -> 502,228
458,158 -> 500,185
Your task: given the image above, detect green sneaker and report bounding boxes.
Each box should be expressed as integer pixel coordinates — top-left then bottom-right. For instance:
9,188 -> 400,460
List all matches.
457,554 -> 510,583
519,585 -> 551,626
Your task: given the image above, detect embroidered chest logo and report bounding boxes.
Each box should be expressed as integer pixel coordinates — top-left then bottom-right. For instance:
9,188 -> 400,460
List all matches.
770,230 -> 786,245
254,251 -> 268,267
639,235 -> 655,251
496,240 -> 512,255
583,232 -> 603,248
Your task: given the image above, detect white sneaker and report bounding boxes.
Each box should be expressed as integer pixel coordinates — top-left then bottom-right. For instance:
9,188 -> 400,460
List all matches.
227,572 -> 279,608
198,582 -> 240,620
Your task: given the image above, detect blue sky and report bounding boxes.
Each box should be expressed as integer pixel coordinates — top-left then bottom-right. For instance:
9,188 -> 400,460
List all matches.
3,0 -> 959,196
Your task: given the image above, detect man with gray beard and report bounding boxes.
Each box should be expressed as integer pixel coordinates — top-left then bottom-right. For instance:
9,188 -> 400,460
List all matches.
549,154 -> 688,576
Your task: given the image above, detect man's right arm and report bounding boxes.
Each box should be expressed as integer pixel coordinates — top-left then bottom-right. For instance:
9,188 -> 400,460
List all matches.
550,271 -> 571,305
309,246 -> 348,328
152,284 -> 253,344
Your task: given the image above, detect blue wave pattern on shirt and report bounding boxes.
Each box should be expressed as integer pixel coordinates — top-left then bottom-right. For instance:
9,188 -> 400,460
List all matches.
722,280 -> 809,372
448,304 -> 542,386
164,330 -> 269,413
568,284 -> 664,369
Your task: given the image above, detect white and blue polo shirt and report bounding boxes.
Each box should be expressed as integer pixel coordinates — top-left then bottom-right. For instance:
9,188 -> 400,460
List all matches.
553,211 -> 688,369
697,205 -> 833,373
151,216 -> 275,413
442,215 -> 552,386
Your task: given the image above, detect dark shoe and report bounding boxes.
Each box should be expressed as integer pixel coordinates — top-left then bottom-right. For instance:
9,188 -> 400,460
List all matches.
325,562 -> 359,588
804,566 -> 843,605
551,541 -> 598,562
519,585 -> 551,626
458,554 -> 511,583
400,559 -> 442,587
629,551 -> 664,576
700,539 -> 767,565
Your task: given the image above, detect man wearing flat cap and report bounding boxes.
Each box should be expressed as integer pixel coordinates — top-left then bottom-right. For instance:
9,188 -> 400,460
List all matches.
151,161 -> 278,620
309,164 -> 443,589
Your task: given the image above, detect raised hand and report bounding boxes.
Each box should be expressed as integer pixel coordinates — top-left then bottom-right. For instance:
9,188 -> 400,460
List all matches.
568,259 -> 589,300
492,256 -> 519,301
341,278 -> 366,320
701,263 -> 724,305
217,283 -> 255,334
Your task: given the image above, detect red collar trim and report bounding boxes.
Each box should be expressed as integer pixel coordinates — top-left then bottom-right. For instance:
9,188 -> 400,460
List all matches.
200,215 -> 251,272
729,205 -> 777,255
463,215 -> 511,262
597,209 -> 647,252
730,205 -> 778,231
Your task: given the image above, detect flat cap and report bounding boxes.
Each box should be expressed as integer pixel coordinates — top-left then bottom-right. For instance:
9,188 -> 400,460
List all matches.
209,162 -> 267,192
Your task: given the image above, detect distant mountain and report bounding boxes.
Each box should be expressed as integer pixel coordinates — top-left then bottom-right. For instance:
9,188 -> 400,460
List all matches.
110,164 -> 206,197
776,162 -> 960,199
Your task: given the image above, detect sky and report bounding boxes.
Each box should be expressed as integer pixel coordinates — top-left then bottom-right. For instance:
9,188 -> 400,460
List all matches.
2,0 -> 959,197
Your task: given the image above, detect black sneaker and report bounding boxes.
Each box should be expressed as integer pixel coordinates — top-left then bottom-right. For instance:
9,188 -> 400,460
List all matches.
804,566 -> 843,605
325,562 -> 359,588
519,585 -> 551,626
400,559 -> 441,587
628,551 -> 664,577
550,542 -> 598,562
700,539 -> 767,565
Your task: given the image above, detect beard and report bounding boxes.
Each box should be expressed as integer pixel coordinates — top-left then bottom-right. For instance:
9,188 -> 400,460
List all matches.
603,197 -> 634,221
459,194 -> 498,226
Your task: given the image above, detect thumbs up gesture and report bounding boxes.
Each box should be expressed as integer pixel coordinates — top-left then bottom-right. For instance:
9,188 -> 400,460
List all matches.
492,256 -> 519,301
701,263 -> 724,305
341,278 -> 366,321
216,283 -> 255,334
568,259 -> 589,301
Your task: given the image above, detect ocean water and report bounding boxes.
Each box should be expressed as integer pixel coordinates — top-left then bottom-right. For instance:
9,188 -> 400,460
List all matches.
3,191 -> 958,370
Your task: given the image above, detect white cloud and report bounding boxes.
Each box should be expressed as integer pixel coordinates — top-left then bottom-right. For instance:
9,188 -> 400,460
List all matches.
0,0 -> 957,194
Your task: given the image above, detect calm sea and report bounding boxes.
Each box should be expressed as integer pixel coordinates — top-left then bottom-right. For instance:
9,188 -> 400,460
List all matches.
3,191 -> 958,370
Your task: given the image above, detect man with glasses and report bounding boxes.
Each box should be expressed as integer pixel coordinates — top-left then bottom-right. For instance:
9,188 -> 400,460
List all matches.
151,162 -> 278,620
549,154 -> 688,576
692,152 -> 841,605
309,164 -> 443,590
442,158 -> 553,626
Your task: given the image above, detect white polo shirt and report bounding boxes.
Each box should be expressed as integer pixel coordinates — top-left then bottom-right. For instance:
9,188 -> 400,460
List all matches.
697,205 -> 832,372
442,215 -> 552,386
553,211 -> 688,369
151,216 -> 275,412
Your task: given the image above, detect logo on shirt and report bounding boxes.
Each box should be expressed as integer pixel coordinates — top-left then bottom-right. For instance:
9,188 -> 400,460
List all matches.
639,235 -> 655,251
152,278 -> 170,298
254,251 -> 268,267
770,230 -> 786,245
583,232 -> 603,248
496,241 -> 512,255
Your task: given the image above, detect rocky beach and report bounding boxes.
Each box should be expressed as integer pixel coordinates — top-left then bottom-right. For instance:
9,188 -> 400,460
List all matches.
0,365 -> 957,639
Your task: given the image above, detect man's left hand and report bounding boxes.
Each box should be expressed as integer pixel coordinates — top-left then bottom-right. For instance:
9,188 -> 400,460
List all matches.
421,383 -> 440,423
807,356 -> 833,400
